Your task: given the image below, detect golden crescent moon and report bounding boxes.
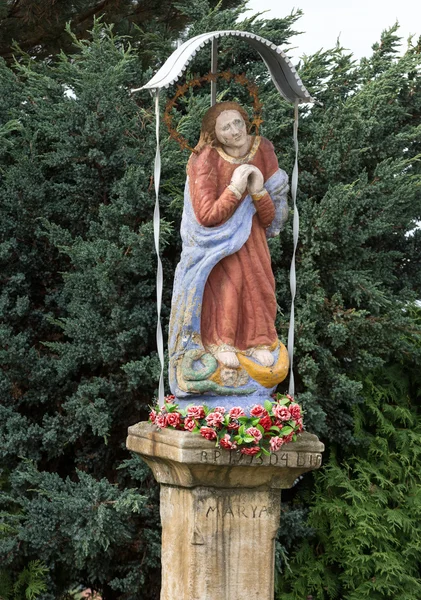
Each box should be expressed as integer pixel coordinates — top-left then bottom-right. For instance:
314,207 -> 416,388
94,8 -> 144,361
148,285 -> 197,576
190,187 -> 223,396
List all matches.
237,341 -> 289,388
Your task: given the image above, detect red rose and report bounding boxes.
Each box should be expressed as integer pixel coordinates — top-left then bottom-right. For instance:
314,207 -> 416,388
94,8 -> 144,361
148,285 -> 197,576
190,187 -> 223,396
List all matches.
200,426 -> 217,441
166,412 -> 181,428
187,405 -> 205,419
149,409 -> 157,424
184,417 -> 196,432
213,406 -> 226,414
246,426 -> 262,444
240,446 -> 260,455
155,414 -> 167,429
219,434 -> 237,450
259,415 -> 272,431
289,403 -> 301,419
229,407 -> 245,419
273,405 -> 292,421
283,432 -> 294,444
165,394 -> 176,403
250,404 -> 268,418
227,420 -> 240,431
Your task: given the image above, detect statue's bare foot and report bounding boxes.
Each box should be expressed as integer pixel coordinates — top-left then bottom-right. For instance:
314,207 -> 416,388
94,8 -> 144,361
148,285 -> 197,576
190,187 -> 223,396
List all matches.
215,351 -> 240,368
251,348 -> 274,367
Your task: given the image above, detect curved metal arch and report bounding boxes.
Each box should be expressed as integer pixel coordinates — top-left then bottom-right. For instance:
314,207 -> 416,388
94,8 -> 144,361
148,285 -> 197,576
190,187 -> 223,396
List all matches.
132,30 -> 313,104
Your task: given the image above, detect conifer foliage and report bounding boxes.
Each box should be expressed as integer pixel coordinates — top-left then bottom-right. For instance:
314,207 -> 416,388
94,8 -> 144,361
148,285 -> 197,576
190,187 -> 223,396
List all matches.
0,3 -> 420,599
277,347 -> 421,599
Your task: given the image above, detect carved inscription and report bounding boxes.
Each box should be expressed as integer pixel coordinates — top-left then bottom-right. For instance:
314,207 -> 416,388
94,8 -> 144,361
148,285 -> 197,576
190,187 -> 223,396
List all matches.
200,449 -> 322,468
205,504 -> 269,519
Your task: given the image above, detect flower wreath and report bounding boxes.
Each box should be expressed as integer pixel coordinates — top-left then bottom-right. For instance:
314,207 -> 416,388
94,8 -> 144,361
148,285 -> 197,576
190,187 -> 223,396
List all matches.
163,71 -> 264,154
149,393 -> 304,458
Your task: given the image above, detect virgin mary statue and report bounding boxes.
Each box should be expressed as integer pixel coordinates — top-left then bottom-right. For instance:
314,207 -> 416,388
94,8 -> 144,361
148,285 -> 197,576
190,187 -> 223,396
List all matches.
168,101 -> 290,408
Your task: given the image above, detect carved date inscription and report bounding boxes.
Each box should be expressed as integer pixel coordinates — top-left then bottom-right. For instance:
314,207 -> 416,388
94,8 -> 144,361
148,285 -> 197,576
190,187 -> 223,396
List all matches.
200,449 -> 322,468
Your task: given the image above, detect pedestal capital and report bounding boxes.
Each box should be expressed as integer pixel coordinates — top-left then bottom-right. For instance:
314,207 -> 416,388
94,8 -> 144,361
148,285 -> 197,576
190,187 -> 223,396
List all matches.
127,422 -> 324,490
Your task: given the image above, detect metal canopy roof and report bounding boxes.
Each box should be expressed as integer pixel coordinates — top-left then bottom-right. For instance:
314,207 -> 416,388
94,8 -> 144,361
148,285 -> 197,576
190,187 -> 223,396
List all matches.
133,30 -> 313,104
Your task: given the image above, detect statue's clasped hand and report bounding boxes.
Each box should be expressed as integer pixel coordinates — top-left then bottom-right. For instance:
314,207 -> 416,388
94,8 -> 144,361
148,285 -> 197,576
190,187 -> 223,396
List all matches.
246,166 -> 264,196
229,164 -> 265,199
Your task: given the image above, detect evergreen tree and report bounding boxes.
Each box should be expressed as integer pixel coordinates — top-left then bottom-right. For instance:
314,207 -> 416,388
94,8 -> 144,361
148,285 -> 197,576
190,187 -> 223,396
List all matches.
0,3 -> 420,599
0,0 -> 242,63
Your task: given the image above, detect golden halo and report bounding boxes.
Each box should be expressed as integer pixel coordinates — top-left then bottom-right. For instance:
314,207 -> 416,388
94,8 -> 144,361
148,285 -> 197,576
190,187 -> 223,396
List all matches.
164,71 -> 263,154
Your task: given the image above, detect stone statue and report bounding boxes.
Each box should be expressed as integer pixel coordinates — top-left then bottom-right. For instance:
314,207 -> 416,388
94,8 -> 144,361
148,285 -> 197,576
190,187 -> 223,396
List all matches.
168,101 -> 290,409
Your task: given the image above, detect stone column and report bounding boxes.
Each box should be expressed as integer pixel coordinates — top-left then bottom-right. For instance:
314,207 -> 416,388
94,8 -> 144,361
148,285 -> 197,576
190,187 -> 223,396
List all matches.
127,422 -> 324,600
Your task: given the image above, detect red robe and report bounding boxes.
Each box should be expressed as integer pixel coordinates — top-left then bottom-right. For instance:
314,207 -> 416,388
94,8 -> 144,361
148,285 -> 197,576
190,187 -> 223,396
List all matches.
187,136 -> 279,351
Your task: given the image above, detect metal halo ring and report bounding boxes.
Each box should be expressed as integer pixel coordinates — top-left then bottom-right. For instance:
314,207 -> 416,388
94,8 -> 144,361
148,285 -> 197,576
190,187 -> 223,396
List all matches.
163,71 -> 263,154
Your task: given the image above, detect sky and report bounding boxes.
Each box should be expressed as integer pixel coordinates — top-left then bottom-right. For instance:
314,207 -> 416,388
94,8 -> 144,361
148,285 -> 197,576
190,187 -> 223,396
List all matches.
246,0 -> 421,61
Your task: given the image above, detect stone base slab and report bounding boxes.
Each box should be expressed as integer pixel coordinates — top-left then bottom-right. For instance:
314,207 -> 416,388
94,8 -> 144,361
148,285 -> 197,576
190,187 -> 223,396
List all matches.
127,422 -> 324,489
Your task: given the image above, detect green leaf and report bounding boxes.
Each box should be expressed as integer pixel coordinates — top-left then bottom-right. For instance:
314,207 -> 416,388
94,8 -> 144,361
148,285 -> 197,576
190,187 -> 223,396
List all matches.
243,436 -> 256,443
264,400 -> 273,412
281,426 -> 293,436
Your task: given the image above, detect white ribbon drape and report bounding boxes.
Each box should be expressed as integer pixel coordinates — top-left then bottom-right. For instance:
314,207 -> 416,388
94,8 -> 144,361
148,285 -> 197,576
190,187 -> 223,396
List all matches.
153,91 -> 165,404
287,99 -> 300,397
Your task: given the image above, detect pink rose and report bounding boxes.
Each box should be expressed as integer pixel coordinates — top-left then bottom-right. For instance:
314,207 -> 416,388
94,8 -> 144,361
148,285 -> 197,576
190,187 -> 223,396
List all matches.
229,407 -> 245,419
200,426 -> 217,441
184,416 -> 196,432
250,404 -> 268,418
270,436 -> 284,452
273,405 -> 292,421
289,403 -> 301,420
187,405 -> 205,419
166,412 -> 181,428
295,417 -> 304,432
165,394 -> 176,403
240,446 -> 260,455
213,406 -> 226,414
246,427 -> 262,444
259,415 -> 272,431
205,411 -> 224,427
227,420 -> 240,431
149,409 -> 157,424
155,414 -> 167,429
274,419 -> 284,428
219,434 -> 237,450
286,394 -> 294,402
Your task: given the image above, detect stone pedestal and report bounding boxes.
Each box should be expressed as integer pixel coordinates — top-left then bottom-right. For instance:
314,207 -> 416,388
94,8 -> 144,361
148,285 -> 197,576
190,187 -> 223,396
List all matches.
127,422 -> 324,600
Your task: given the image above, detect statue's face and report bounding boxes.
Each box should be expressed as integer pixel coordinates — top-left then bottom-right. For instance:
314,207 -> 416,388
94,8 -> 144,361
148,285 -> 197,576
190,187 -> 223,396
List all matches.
215,110 -> 247,148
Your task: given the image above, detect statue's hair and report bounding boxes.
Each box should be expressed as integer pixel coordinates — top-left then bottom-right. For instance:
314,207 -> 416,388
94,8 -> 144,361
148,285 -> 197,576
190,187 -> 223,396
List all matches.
194,101 -> 250,153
